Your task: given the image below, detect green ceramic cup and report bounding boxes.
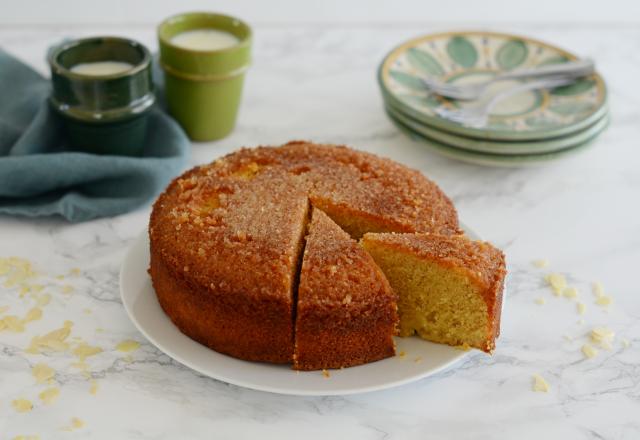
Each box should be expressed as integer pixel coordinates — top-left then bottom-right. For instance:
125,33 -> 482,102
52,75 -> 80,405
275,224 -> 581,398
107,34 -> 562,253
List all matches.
158,12 -> 252,141
49,37 -> 155,156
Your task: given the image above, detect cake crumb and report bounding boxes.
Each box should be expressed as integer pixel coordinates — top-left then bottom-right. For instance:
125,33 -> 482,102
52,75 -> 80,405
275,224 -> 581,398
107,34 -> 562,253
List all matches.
398,350 -> 406,358
532,373 -> 549,392
535,297 -> 546,305
532,259 -> 549,268
32,363 -> 55,384
577,302 -> 586,315
12,398 -> 33,413
116,339 -> 140,353
322,369 -> 330,378
39,387 -> 60,405
582,344 -> 598,359
563,287 -> 578,299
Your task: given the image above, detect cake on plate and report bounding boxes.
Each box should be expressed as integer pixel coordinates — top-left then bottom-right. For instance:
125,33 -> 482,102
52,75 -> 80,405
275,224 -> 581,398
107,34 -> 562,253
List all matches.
148,141 -> 505,369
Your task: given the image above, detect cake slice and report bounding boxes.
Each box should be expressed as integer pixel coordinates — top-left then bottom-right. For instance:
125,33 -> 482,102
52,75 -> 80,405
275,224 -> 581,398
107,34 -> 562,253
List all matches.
361,232 -> 506,352
293,208 -> 398,370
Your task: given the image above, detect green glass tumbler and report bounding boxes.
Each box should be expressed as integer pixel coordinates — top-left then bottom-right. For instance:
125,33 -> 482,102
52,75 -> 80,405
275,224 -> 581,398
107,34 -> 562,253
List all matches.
158,12 -> 252,141
48,37 -> 155,156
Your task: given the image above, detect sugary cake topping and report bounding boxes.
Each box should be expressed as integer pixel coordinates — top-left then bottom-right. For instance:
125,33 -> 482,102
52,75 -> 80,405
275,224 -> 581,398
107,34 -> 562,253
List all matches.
532,374 -> 549,392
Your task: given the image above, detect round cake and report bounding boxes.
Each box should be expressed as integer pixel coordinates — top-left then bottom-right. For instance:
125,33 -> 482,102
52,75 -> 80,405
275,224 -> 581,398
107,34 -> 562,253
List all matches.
149,141 -> 461,368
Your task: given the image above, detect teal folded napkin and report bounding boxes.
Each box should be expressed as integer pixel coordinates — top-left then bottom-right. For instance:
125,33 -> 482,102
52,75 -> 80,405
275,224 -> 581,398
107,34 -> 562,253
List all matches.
0,49 -> 189,222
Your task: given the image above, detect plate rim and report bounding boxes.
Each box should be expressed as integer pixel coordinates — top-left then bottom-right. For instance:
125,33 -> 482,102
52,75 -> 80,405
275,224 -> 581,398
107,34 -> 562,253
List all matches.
385,100 -> 610,155
377,30 -> 608,141
119,224 -> 489,396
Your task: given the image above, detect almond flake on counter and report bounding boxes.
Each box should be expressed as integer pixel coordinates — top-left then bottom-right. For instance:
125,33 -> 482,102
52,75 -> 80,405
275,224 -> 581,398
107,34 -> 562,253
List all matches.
39,387 -> 60,405
23,307 -> 42,323
577,302 -> 586,315
32,363 -> 55,384
89,380 -> 99,395
72,343 -> 103,361
563,334 -> 573,341
563,287 -> 578,299
322,369 -> 330,378
532,374 -> 549,392
116,339 -> 140,353
2,315 -> 25,332
535,297 -> 546,305
398,350 -> 406,358
545,273 -> 566,296
62,417 -> 85,431
61,285 -> 74,294
12,398 -> 33,413
592,281 -> 605,297
591,327 -> 615,346
532,259 -> 550,268
595,295 -> 612,306
582,344 -> 598,359
36,294 -> 51,307
26,323 -> 72,353
70,268 -> 81,276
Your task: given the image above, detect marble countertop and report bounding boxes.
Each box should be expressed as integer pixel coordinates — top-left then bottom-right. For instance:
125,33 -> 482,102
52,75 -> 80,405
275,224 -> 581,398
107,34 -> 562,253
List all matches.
1,21 -> 639,440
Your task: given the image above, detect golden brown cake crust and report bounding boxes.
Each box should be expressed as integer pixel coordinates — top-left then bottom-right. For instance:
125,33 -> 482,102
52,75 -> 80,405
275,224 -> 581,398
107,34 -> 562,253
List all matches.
360,232 -> 506,352
149,141 -> 461,366
294,209 -> 398,370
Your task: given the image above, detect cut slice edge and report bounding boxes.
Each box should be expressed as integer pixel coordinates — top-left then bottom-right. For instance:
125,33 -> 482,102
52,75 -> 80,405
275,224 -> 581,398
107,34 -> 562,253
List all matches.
292,207 -> 398,371
361,232 -> 506,353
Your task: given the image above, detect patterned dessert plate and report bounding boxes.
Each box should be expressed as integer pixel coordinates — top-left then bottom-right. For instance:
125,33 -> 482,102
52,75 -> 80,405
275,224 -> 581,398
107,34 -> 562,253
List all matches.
120,224 -> 491,396
388,109 -> 608,168
378,31 -> 608,141
385,101 -> 609,155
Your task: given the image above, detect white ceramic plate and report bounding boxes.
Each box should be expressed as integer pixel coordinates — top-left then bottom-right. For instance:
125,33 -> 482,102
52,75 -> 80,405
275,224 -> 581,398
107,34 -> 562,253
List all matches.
120,224 -> 486,396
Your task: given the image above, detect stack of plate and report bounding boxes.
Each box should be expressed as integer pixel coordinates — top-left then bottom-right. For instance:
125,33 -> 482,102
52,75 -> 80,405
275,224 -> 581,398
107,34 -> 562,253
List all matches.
378,31 -> 609,167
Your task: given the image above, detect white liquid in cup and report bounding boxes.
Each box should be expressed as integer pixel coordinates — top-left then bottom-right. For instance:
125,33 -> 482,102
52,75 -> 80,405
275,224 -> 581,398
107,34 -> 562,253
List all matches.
70,61 -> 134,76
170,29 -> 240,51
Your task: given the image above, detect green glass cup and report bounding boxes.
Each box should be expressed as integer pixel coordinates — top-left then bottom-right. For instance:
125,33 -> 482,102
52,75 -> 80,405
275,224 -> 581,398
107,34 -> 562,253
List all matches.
158,12 -> 252,141
49,37 -> 155,156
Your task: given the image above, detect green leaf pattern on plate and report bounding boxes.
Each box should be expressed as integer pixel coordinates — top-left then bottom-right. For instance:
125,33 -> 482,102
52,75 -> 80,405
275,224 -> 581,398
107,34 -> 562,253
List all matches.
446,36 -> 478,68
550,79 -> 595,96
389,70 -> 424,91
496,39 -> 528,70
407,48 -> 445,76
381,31 -> 607,139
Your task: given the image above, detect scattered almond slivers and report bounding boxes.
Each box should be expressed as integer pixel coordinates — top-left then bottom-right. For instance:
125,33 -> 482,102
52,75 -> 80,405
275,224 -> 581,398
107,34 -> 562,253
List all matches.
577,302 -> 586,315
596,295 -> 613,306
590,326 -> 615,350
72,343 -> 103,362
535,297 -> 546,305
89,379 -> 99,395
61,417 -> 84,431
563,287 -> 578,299
26,321 -> 73,354
532,373 -> 549,392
